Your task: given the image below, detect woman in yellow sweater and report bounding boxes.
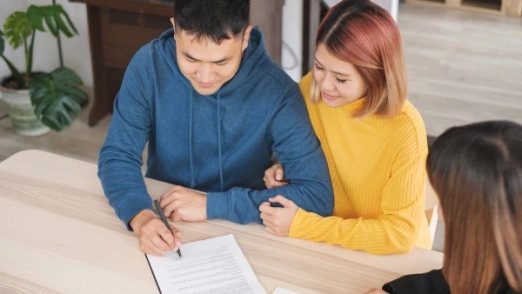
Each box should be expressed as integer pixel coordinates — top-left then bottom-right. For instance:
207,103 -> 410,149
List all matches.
260,0 -> 431,254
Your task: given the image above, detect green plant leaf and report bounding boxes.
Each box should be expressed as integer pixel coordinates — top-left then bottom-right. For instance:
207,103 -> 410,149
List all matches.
3,12 -> 32,50
27,5 -> 78,38
29,67 -> 87,131
0,30 -> 5,55
1,30 -> 25,88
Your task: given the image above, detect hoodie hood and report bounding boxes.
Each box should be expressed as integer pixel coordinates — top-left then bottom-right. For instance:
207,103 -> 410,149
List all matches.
151,27 -> 271,191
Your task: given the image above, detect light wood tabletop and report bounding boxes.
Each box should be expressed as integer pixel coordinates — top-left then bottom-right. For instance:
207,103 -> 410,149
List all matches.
0,150 -> 443,294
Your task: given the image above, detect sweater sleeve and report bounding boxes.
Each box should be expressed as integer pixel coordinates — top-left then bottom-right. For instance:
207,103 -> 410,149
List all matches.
289,147 -> 428,254
97,46 -> 154,230
206,83 -> 334,224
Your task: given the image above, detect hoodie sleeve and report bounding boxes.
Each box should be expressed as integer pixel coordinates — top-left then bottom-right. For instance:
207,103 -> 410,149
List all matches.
98,46 -> 154,230
206,83 -> 334,224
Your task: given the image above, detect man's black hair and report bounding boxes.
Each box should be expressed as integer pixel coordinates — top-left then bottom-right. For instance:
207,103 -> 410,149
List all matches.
173,0 -> 250,44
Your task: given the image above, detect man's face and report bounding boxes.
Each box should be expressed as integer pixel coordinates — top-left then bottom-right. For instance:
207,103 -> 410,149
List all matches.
173,21 -> 252,96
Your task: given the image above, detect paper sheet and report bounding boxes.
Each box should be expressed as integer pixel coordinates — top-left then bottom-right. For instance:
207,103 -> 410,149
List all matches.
146,234 -> 266,294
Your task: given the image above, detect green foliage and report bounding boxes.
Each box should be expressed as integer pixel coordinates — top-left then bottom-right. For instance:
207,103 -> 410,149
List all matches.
30,68 -> 87,131
3,11 -> 32,50
0,4 -> 87,132
0,30 -> 5,54
0,30 -> 25,88
27,5 -> 78,38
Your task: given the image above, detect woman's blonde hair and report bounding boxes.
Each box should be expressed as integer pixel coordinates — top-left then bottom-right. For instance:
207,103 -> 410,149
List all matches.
427,120 -> 522,293
310,0 -> 407,119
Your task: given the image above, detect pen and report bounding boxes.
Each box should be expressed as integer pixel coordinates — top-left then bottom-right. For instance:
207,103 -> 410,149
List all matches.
153,199 -> 182,258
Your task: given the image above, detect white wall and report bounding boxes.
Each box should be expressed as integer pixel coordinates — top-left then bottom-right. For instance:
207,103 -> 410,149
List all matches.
281,0 -> 399,83
0,0 -> 92,86
282,1 -> 303,82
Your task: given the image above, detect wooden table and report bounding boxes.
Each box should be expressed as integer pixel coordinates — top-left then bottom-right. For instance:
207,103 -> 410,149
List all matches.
0,150 -> 443,293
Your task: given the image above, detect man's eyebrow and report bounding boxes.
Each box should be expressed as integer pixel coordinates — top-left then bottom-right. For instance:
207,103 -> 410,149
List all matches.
182,52 -> 231,63
182,52 -> 199,61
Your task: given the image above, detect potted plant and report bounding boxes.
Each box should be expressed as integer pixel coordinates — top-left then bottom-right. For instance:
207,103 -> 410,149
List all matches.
0,4 -> 87,136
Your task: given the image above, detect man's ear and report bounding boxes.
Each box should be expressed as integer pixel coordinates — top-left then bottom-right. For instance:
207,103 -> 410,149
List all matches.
241,25 -> 253,52
170,17 -> 176,36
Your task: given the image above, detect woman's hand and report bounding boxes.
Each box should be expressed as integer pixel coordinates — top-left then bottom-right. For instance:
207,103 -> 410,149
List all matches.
263,163 -> 288,188
259,195 -> 299,236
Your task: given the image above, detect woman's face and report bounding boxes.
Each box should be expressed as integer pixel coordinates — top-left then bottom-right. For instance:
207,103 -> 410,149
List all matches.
313,43 -> 368,108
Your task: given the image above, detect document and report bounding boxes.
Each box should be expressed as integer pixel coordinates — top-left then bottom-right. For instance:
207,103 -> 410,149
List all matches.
146,234 -> 266,294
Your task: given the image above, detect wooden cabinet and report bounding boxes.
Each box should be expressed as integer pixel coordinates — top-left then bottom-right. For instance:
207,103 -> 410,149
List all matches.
70,0 -> 284,126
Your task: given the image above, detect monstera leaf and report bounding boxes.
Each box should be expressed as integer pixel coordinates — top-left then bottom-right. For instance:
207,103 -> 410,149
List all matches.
0,30 -> 24,88
27,5 -> 78,38
29,67 -> 87,131
3,11 -> 32,50
0,30 -> 4,55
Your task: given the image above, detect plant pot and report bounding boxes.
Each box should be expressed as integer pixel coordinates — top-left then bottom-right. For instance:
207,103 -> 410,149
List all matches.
0,85 -> 51,136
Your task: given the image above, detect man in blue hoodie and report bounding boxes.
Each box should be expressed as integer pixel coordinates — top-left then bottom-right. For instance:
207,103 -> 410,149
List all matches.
98,0 -> 333,256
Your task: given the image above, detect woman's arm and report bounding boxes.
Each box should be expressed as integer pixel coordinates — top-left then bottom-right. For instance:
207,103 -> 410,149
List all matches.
289,151 -> 427,254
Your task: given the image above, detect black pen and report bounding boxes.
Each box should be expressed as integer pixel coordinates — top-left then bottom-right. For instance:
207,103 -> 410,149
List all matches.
153,199 -> 182,258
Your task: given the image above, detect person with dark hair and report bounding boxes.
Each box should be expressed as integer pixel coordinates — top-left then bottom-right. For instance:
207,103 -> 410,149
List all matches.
98,0 -> 333,256
366,120 -> 522,294
261,0 -> 431,254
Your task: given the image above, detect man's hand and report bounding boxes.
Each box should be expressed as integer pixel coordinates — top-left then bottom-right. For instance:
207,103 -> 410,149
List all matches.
259,195 -> 299,237
129,209 -> 182,256
263,163 -> 288,189
160,185 -> 207,222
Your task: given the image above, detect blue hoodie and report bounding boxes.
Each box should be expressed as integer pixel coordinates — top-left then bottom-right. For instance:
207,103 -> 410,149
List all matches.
98,28 -> 333,228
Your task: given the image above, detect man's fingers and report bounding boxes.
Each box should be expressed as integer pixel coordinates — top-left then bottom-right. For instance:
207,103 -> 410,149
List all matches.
150,229 -> 171,251
264,166 -> 279,188
264,164 -> 285,187
159,195 -> 176,216
144,235 -> 168,256
162,196 -> 184,217
159,185 -> 182,203
172,229 -> 183,247
158,227 -> 176,250
275,165 -> 284,181
263,175 -> 272,189
159,187 -> 174,202
171,209 -> 184,222
140,239 -> 163,256
269,178 -> 288,188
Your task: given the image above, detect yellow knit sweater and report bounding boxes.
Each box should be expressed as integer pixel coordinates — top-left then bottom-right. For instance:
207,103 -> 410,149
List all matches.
289,73 -> 432,254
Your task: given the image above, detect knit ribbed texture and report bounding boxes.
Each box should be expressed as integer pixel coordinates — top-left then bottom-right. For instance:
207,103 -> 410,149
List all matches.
289,73 -> 432,254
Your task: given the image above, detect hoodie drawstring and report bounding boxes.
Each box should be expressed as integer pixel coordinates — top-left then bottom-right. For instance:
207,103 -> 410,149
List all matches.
217,93 -> 224,191
189,89 -> 196,189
